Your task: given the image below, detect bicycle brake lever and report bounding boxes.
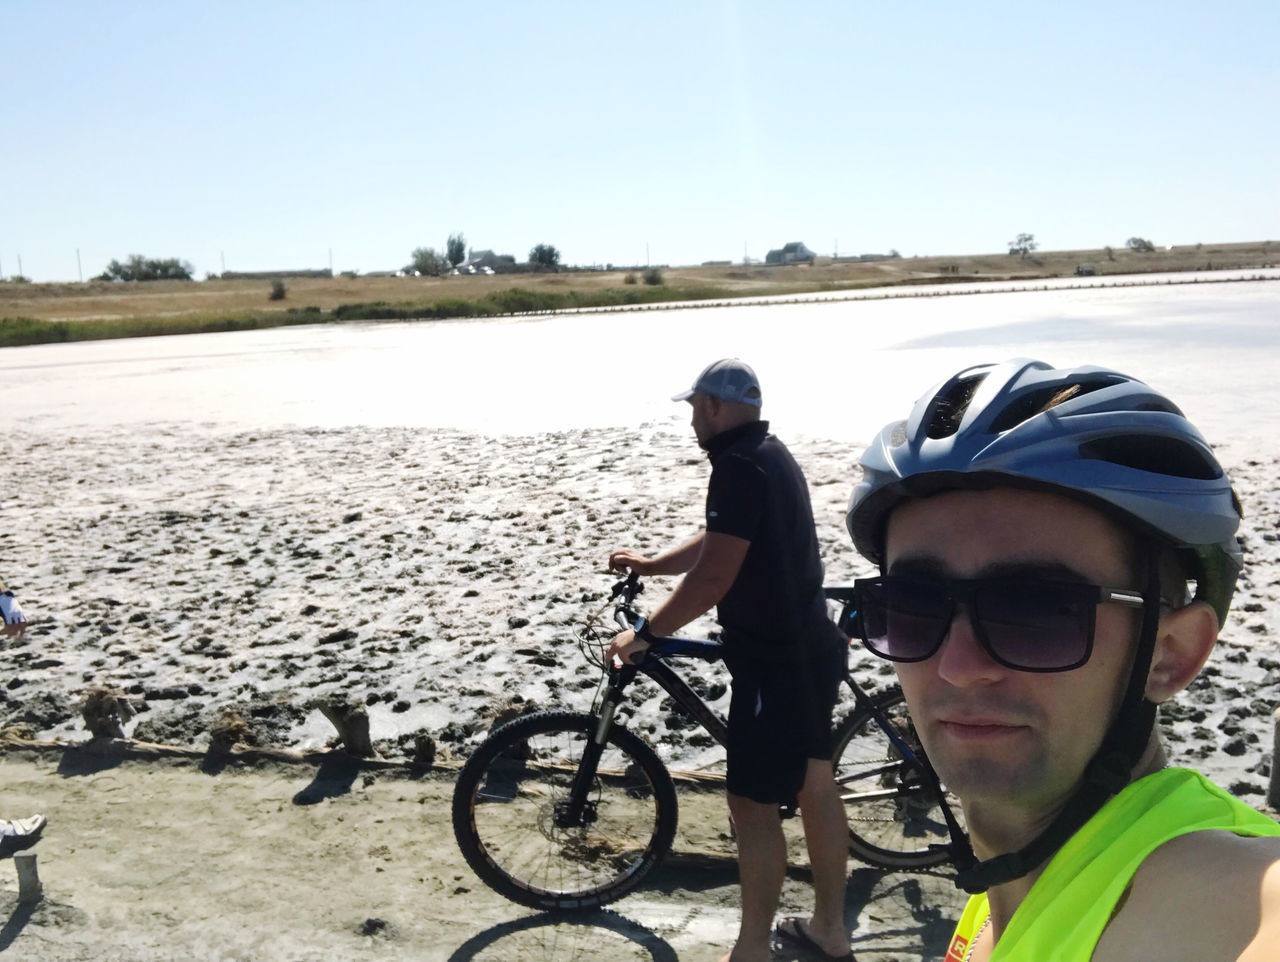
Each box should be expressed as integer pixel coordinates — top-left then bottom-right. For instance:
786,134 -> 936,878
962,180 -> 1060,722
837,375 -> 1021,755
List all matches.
610,572 -> 644,602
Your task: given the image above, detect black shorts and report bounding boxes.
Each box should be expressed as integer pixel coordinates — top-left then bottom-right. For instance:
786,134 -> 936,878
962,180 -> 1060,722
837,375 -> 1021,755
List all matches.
723,625 -> 846,804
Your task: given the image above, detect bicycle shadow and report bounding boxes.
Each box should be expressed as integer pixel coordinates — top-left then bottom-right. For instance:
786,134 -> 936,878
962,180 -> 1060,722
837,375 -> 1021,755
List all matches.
635,858 -> 959,960
844,866 -> 961,958
447,908 -> 679,962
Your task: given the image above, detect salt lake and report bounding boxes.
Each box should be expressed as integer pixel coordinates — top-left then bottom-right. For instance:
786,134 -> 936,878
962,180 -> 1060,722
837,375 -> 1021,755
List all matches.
2,269 -> 1277,448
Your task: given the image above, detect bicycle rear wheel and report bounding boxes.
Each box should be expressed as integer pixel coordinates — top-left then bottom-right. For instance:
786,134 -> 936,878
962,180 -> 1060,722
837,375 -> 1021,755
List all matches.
833,688 -> 960,869
452,710 -> 678,910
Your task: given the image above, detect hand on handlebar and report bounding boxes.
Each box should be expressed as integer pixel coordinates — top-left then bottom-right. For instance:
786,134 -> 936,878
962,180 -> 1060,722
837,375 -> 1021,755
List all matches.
608,549 -> 653,576
606,628 -> 651,667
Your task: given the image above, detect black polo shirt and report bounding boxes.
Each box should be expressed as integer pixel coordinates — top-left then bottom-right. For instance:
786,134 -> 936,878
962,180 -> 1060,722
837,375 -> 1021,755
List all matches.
703,420 -> 829,656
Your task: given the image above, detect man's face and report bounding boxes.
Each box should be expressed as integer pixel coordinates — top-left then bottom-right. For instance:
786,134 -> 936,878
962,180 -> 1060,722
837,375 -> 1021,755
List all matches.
688,394 -> 716,447
885,487 -> 1138,816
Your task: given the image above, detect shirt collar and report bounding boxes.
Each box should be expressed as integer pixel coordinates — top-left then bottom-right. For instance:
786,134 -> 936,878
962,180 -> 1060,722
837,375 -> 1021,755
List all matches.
704,420 -> 769,459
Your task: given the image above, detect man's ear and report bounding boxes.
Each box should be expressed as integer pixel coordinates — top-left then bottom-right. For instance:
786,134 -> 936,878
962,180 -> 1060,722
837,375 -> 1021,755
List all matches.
1145,601 -> 1219,703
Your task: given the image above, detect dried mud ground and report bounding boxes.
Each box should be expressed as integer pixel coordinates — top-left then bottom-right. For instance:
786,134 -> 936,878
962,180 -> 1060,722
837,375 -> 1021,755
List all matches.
0,750 -> 961,962
0,423 -> 1277,960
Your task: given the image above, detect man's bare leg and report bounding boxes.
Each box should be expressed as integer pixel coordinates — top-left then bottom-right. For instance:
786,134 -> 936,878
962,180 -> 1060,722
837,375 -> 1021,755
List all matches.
784,758 -> 852,957
720,792 -> 786,962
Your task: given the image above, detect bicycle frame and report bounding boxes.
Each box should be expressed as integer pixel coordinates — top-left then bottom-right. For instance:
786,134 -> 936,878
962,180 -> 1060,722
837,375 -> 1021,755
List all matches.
587,575 -> 964,864
562,596 -> 934,826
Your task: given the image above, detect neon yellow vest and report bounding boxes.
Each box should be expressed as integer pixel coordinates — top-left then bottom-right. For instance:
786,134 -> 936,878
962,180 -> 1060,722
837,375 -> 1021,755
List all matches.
943,767 -> 1280,962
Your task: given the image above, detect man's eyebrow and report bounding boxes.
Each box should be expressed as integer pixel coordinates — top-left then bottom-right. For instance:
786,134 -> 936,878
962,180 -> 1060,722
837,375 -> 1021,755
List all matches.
887,556 -> 1094,582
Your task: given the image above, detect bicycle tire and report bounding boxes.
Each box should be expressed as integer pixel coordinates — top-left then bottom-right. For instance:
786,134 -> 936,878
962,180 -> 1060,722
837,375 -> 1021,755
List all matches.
833,687 -> 960,869
452,710 -> 679,910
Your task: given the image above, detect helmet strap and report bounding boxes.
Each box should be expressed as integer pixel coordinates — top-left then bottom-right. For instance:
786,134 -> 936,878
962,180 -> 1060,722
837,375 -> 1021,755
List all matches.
953,547 -> 1163,894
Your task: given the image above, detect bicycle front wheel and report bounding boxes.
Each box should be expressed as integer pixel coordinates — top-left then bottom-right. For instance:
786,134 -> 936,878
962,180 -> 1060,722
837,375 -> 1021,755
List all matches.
834,688 -> 960,869
451,710 -> 678,910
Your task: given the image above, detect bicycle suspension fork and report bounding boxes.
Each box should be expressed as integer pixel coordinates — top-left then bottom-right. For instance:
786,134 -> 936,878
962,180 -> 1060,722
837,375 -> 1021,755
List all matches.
559,665 -> 636,826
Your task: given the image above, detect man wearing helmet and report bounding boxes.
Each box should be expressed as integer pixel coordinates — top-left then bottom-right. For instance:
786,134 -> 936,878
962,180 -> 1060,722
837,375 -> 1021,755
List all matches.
845,358 -> 1280,961
608,359 -> 853,962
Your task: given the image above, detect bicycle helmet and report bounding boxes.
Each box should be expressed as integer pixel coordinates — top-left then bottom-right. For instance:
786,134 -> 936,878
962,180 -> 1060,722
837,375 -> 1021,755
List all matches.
845,357 -> 1244,892
847,357 -> 1242,625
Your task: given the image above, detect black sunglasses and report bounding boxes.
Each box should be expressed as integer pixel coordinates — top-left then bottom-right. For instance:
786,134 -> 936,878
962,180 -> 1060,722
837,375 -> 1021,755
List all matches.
850,575 -> 1149,673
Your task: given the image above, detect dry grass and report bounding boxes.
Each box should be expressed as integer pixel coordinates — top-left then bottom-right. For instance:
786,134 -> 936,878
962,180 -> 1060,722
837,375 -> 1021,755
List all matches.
1,240 -> 1274,327
0,270 -> 710,323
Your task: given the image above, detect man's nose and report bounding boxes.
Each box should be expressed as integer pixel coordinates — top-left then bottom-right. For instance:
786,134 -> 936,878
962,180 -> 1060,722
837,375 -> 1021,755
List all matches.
934,604 -> 1005,686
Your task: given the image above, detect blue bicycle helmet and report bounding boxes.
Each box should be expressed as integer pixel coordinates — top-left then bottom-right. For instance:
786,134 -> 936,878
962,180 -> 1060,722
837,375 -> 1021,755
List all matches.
847,357 -> 1243,625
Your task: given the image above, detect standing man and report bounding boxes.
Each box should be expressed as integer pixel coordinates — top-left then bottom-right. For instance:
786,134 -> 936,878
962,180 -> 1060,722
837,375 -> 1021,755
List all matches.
607,359 -> 853,962
0,579 -> 48,857
845,358 -> 1280,960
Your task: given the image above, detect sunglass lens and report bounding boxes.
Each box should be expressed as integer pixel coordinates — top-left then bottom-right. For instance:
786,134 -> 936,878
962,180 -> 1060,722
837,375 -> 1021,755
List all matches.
857,578 -> 951,662
975,581 -> 1093,671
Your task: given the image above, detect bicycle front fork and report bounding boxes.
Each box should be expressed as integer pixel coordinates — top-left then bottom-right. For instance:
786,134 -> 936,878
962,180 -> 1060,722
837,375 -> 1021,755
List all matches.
557,687 -> 625,828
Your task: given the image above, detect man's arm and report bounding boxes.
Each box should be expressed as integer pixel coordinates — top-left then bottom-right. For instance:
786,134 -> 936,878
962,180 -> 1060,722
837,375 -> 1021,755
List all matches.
607,531 -> 749,664
1094,832 -> 1280,961
609,533 -> 706,577
646,531 -> 748,636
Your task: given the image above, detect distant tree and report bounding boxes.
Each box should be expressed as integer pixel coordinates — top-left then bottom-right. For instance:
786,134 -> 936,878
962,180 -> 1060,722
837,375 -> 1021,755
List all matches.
888,249 -> 901,258
642,267 -> 664,285
1007,233 -> 1037,259
100,254 -> 194,282
1104,245 -> 1115,261
1126,236 -> 1156,253
447,233 -> 467,268
409,246 -> 447,276
268,280 -> 287,301
529,243 -> 561,271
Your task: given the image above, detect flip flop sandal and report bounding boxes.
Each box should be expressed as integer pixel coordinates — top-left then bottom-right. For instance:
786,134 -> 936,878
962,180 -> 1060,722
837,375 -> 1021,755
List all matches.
775,916 -> 854,962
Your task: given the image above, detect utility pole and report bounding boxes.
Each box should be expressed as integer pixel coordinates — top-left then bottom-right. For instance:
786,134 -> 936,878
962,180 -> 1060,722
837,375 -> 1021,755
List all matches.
646,243 -> 650,267
77,248 -> 83,282
220,251 -> 226,275
16,255 -> 23,279
328,248 -> 333,275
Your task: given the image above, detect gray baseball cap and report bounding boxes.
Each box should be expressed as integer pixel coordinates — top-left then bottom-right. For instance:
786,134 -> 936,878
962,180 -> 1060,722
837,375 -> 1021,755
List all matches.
672,358 -> 763,406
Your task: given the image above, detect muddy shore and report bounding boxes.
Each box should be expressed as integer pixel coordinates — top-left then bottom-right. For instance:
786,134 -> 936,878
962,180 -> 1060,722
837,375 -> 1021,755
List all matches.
0,423 -> 1277,959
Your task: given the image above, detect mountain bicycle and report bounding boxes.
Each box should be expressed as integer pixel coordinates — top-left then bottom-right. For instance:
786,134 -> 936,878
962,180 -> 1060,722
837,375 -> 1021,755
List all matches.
451,573 -> 964,911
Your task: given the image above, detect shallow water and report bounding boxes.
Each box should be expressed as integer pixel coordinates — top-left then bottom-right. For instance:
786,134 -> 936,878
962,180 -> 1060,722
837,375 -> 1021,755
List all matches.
3,271 -> 1277,447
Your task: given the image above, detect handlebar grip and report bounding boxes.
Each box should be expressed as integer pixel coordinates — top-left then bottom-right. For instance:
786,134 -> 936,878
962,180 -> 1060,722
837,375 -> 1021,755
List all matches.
614,610 -> 635,631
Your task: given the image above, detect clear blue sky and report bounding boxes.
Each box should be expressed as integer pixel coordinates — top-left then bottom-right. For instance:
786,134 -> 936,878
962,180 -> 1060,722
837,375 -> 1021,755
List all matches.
3,0 -> 1277,282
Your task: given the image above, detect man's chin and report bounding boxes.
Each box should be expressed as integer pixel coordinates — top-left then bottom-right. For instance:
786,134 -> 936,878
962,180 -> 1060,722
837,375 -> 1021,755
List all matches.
931,755 -> 1047,805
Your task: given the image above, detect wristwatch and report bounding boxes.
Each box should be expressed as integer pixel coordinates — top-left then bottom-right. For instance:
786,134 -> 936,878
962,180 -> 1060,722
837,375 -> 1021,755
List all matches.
632,617 -> 655,642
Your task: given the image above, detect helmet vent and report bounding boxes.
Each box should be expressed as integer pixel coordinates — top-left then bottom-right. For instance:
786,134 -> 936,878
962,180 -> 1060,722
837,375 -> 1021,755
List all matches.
1079,436 -> 1220,481
926,374 -> 985,439
989,377 -> 1126,434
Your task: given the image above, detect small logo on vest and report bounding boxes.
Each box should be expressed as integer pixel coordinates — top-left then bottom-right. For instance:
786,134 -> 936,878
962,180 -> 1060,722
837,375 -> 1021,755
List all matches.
944,934 -> 969,962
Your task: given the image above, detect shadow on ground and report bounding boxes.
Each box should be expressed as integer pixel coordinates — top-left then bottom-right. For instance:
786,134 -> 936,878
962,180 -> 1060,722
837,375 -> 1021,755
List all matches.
447,909 -> 678,962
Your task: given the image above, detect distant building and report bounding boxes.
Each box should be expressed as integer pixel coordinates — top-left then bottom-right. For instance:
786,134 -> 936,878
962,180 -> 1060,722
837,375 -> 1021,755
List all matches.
764,242 -> 816,265
464,250 -> 518,274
